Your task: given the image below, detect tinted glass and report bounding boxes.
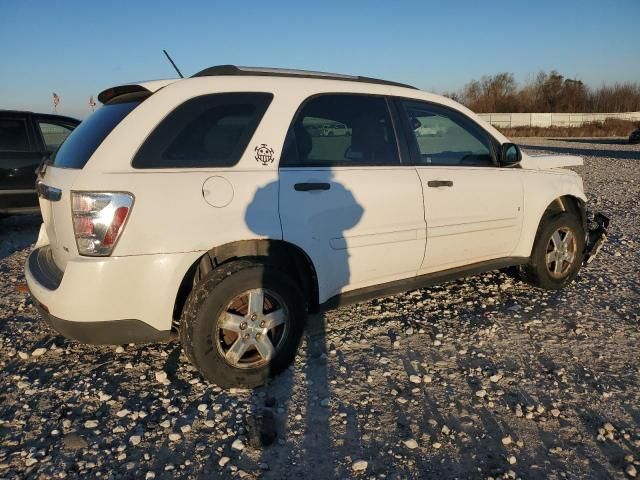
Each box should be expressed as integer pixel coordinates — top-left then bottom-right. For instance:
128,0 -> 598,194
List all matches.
401,101 -> 494,166
38,122 -> 73,151
282,94 -> 399,166
133,93 -> 273,168
52,99 -> 143,168
0,118 -> 29,151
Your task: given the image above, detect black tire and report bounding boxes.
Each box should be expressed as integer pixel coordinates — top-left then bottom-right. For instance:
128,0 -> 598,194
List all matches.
180,259 -> 306,389
521,212 -> 585,290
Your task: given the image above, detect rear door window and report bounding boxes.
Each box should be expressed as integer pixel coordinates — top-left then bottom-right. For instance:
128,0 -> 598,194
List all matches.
0,118 -> 30,152
37,121 -> 74,152
52,92 -> 148,169
281,94 -> 400,167
133,93 -> 273,168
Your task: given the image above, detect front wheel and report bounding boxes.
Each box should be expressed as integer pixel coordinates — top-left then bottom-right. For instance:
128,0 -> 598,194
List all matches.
521,212 -> 585,290
180,259 -> 306,389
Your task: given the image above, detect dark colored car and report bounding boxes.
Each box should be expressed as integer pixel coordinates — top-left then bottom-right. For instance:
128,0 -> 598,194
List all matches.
0,110 -> 80,215
629,127 -> 640,145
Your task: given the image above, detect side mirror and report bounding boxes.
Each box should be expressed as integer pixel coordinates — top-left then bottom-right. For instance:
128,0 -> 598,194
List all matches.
501,143 -> 521,167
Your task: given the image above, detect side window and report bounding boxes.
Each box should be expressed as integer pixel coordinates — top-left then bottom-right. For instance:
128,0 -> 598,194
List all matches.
0,118 -> 29,152
133,93 -> 273,168
400,101 -> 495,167
281,94 -> 399,167
38,122 -> 73,151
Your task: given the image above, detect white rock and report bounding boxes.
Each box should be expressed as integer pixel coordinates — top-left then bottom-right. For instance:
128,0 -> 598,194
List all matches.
352,460 -> 368,472
404,439 -> 419,449
25,458 -> 38,467
84,420 -> 98,429
116,409 -> 130,418
31,348 -> 47,357
502,436 -> 512,445
129,435 -> 141,446
475,389 -> 487,398
197,404 -> 208,412
625,464 -> 637,478
145,472 -> 156,479
168,433 -> 181,441
155,371 -> 170,385
115,346 -> 125,353
409,375 -> 422,384
219,457 -> 230,467
508,455 -> 517,465
18,352 -> 28,360
231,439 -> 244,451
423,375 -> 432,383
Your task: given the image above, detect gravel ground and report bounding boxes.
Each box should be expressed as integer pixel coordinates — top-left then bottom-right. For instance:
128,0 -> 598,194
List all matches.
1,137 -> 639,480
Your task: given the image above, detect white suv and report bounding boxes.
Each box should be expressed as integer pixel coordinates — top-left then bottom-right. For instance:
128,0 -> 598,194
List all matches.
26,66 -> 608,388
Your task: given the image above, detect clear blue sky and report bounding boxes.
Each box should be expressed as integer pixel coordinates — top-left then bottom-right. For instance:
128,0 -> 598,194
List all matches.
1,0 -> 637,119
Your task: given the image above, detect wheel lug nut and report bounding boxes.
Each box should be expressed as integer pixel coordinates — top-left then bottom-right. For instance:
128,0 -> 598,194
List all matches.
255,333 -> 261,340
251,313 -> 258,321
243,333 -> 250,340
240,322 -> 247,330
260,321 -> 265,327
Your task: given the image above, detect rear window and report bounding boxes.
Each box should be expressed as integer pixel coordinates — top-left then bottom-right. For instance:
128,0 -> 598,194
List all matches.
51,92 -> 147,169
132,92 -> 273,169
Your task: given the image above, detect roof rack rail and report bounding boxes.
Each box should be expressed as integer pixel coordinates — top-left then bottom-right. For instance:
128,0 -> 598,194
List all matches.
191,65 -> 417,90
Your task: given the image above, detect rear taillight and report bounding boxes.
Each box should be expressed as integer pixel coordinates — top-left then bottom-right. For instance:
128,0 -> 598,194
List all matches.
71,192 -> 134,256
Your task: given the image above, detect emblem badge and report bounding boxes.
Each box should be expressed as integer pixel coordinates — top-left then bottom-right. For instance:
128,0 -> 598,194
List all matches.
255,144 -> 275,166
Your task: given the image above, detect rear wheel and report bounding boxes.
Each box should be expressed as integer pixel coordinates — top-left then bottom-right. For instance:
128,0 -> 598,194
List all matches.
521,212 -> 585,290
180,259 -> 306,389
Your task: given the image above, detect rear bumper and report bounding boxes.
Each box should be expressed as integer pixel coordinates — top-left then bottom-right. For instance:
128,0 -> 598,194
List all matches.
583,211 -> 609,264
26,245 -> 202,345
35,303 -> 170,345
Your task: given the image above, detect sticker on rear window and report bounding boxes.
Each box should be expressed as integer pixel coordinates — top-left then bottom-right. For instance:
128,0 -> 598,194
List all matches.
255,144 -> 275,165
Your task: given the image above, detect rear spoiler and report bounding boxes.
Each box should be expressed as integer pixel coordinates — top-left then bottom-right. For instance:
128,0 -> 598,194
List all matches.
97,79 -> 178,104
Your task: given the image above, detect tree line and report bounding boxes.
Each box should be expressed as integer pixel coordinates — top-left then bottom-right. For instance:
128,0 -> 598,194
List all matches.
445,71 -> 640,113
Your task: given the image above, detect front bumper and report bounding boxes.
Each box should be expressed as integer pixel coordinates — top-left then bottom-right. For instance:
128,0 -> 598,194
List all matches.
26,245 -> 202,345
583,211 -> 609,264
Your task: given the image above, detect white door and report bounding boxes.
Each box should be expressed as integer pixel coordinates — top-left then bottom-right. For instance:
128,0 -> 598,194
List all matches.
395,99 -> 523,273
278,94 -> 426,303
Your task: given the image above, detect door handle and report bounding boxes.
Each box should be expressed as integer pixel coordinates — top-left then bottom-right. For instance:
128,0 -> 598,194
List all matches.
294,182 -> 331,192
427,180 -> 453,188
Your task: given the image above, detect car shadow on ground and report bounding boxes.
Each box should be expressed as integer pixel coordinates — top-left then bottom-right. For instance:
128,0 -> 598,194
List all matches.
1,262 -> 627,478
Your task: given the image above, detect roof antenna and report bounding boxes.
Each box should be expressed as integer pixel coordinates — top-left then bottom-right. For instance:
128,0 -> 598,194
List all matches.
163,49 -> 184,78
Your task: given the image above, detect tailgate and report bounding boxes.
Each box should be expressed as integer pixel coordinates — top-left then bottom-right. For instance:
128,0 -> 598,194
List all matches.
37,166 -> 81,270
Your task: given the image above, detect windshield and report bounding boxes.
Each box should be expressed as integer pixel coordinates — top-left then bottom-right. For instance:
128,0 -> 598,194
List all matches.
52,95 -> 145,169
